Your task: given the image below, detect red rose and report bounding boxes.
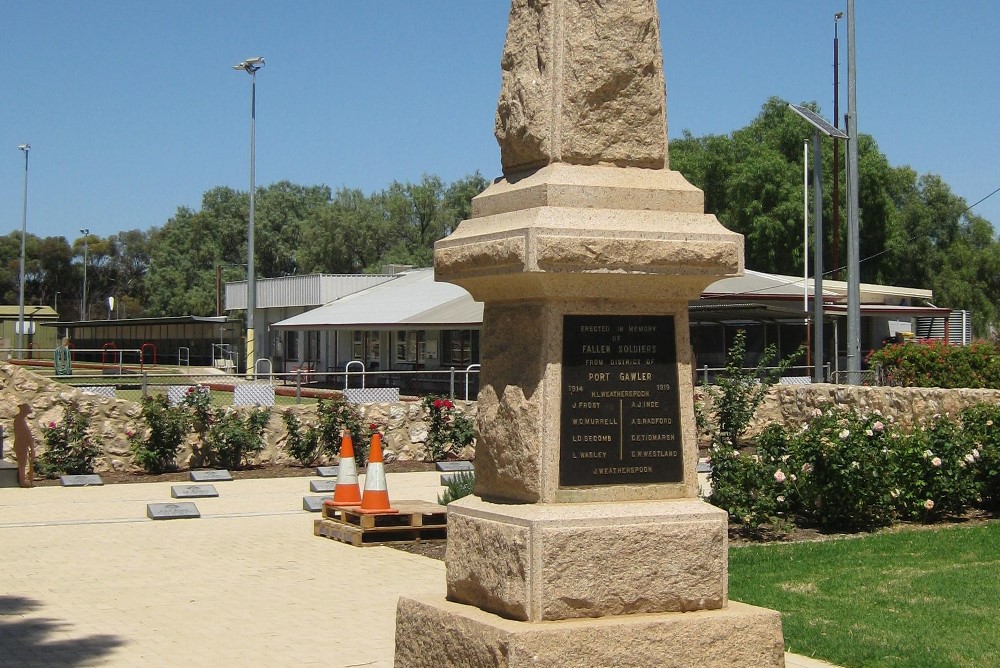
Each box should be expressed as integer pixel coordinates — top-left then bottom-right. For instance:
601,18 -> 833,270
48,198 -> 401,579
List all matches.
444,400 -> 454,409
433,399 -> 443,409
369,423 -> 379,431
48,421 -> 56,429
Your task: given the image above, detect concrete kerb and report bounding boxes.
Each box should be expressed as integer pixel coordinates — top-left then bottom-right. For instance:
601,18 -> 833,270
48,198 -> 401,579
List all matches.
0,471 -> 838,668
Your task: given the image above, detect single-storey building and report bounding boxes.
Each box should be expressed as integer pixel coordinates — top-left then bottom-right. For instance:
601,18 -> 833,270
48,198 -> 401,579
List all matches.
226,267 -> 957,385
0,305 -> 60,359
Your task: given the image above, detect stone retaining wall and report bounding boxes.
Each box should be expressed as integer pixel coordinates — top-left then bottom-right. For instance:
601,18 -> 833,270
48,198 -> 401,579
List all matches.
698,383 -> 1000,440
0,364 -> 476,473
5,363 -> 1000,472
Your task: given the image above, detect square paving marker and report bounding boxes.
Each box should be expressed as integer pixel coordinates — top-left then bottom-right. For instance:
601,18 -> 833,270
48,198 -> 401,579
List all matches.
60,474 -> 104,487
309,480 -> 336,493
147,502 -> 200,520
303,495 -> 333,512
436,461 -> 474,472
190,469 -> 233,482
171,484 -> 219,499
315,466 -> 339,477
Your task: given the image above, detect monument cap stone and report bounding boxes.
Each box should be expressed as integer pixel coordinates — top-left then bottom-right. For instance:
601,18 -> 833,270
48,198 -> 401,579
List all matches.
496,0 -> 667,173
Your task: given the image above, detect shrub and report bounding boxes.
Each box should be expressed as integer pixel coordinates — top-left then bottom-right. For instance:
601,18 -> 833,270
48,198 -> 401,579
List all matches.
422,395 -> 475,461
868,339 -> 1000,388
37,406 -> 100,477
315,399 -> 368,467
129,395 -> 190,473
202,407 -> 271,470
702,329 -> 803,447
708,426 -> 788,533
438,471 -> 476,505
282,410 -> 323,467
182,385 -> 213,432
786,408 -> 895,532
960,403 -> 1000,510
889,415 -> 981,521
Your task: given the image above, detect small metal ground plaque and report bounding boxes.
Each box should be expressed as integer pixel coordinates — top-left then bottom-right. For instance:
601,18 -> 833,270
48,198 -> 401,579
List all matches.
315,466 -> 339,477
309,480 -> 336,493
190,469 -> 233,482
436,461 -> 474,472
147,502 -> 200,520
302,495 -> 332,512
60,474 -> 104,487
171,484 -> 219,499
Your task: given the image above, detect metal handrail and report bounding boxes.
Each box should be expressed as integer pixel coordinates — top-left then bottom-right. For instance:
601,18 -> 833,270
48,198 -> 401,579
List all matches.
464,364 -> 481,401
344,360 -> 365,390
254,357 -> 272,379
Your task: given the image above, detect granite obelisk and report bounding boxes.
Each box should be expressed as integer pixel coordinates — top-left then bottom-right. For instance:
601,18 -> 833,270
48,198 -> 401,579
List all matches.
395,2 -> 785,665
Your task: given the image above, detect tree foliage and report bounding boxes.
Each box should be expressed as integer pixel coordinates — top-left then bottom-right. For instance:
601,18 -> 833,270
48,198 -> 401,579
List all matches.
671,96 -> 1000,335
5,96 -> 1000,336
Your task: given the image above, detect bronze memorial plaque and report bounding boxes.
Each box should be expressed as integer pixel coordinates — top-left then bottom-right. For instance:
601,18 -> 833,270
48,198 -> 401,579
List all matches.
560,315 -> 682,487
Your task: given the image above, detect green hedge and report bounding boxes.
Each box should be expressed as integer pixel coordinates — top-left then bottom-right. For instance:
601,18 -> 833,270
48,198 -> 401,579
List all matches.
867,339 -> 1000,388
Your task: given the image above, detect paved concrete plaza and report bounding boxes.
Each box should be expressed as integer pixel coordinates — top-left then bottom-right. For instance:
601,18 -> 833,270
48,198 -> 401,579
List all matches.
0,472 -> 836,667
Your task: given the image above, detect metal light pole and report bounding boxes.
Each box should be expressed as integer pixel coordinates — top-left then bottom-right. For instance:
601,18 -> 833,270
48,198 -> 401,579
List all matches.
80,228 -> 90,320
17,144 -> 30,358
234,55 -> 264,378
846,0 -> 862,383
832,12 -> 843,280
789,105 -> 847,384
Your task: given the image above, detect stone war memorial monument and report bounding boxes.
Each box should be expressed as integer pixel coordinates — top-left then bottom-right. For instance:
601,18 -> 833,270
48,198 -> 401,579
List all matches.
395,1 -> 786,666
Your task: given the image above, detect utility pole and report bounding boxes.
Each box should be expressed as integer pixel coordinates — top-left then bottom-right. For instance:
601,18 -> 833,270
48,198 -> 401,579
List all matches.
833,12 -> 843,280
845,0 -> 861,383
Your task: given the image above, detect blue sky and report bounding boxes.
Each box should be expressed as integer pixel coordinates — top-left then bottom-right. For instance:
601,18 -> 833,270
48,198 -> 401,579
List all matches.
3,1 -> 998,245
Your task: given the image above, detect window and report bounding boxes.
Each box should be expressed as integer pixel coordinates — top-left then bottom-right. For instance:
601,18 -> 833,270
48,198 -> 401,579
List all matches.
353,330 -> 380,363
441,330 -> 479,366
352,331 -> 363,360
306,331 -> 320,361
396,331 -> 409,362
285,331 -> 299,361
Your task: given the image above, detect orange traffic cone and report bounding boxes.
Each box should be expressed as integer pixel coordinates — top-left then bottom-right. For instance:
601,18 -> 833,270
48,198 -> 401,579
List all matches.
326,431 -> 362,508
357,432 -> 398,514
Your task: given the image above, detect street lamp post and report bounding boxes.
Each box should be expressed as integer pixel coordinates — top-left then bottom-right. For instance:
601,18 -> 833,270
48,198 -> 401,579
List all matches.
846,0 -> 861,383
80,228 -> 90,320
17,144 -> 30,359
233,55 -> 264,378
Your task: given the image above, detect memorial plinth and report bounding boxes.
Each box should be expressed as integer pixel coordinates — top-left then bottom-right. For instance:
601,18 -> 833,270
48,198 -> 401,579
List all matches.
396,1 -> 784,665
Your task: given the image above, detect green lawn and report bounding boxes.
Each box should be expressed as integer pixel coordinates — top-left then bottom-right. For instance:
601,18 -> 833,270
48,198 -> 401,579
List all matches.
729,521 -> 1000,667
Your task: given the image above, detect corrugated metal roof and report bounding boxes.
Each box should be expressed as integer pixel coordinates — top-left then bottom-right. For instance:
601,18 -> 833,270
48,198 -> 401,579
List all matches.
271,268 -> 482,330
0,305 -> 59,318
226,273 -> 398,310
702,270 -> 840,298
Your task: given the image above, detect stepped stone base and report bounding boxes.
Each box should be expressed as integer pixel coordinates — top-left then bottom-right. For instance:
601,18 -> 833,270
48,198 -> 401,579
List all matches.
446,495 -> 728,622
395,596 -> 785,668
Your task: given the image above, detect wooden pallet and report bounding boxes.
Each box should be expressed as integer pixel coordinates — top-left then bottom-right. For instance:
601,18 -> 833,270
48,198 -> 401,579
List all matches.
314,500 -> 447,547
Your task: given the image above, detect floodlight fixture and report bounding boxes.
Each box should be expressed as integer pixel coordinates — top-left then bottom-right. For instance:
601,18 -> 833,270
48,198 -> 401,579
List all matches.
233,56 -> 265,73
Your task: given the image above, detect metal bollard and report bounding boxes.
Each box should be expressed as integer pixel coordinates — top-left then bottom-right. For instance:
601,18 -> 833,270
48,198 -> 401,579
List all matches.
296,370 -> 302,404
